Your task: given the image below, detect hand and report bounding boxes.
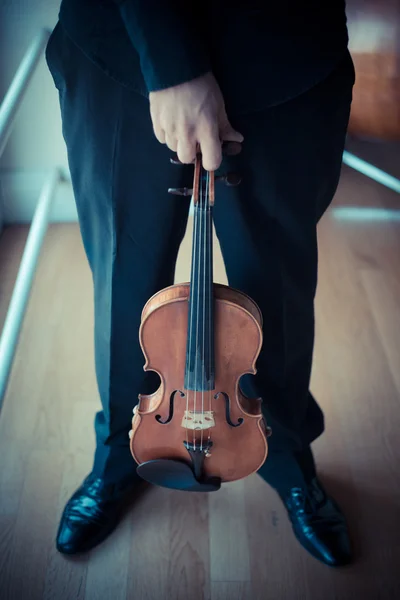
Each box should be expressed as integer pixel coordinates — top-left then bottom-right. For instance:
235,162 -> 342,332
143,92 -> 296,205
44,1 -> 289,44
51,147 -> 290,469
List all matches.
149,71 -> 243,171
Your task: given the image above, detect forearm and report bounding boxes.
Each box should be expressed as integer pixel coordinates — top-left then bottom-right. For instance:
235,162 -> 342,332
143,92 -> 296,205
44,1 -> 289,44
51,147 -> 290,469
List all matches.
112,0 -> 212,92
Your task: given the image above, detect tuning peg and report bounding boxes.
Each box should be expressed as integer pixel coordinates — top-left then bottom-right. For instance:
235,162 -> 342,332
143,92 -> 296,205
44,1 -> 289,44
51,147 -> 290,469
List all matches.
168,173 -> 241,196
168,187 -> 193,196
170,156 -> 192,165
215,172 -> 242,186
221,141 -> 242,156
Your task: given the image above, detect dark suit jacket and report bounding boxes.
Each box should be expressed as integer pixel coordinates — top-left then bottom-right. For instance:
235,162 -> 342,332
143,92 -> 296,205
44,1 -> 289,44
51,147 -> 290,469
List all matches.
58,0 -> 349,115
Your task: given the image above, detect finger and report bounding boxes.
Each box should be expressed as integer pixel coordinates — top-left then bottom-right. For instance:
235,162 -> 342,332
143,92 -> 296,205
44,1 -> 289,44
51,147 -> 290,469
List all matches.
165,133 -> 178,152
219,114 -> 244,143
177,137 -> 197,164
198,126 -> 222,171
149,104 -> 166,144
153,125 -> 166,144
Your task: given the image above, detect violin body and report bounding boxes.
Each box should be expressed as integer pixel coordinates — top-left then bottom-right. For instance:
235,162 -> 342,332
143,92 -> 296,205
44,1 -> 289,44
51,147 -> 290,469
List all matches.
129,144 -> 270,491
130,282 -> 268,483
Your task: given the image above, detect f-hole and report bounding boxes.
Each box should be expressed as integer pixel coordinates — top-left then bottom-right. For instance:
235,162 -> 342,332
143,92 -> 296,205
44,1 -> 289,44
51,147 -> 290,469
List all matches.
214,392 -> 244,427
155,390 -> 185,424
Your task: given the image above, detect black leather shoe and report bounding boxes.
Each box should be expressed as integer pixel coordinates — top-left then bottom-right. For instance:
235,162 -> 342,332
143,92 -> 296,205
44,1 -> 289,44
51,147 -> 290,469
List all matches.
278,477 -> 353,567
56,472 -> 144,555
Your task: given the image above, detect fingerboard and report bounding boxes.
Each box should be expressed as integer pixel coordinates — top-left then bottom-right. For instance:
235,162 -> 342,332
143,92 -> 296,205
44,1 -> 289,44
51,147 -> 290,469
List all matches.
184,163 -> 215,391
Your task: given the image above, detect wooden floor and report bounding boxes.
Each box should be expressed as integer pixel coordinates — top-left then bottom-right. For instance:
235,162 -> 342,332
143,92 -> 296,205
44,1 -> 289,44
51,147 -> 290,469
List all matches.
0,152 -> 399,599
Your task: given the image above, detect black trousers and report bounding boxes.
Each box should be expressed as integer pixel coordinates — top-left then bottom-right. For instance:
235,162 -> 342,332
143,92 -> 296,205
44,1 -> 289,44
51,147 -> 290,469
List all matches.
45,22 -> 355,491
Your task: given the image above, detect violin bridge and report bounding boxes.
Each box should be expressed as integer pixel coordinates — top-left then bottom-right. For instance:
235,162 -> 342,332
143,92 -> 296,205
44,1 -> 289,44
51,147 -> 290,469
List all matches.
181,410 -> 215,430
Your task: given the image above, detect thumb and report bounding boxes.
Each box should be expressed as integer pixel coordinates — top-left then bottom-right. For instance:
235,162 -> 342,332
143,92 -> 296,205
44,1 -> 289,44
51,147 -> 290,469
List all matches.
219,113 -> 244,143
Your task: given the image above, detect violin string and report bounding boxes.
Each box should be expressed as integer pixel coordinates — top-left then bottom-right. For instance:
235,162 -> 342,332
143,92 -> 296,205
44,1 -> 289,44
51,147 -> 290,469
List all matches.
196,167 -> 200,451
188,154 -> 201,450
199,162 -> 205,449
205,169 -> 211,450
201,168 -> 207,452
194,160 -> 204,450
187,175 -> 198,451
208,169 -> 212,447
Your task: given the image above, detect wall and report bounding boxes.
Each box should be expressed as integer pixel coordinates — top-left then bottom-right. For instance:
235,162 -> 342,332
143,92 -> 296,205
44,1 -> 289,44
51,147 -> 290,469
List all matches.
0,0 -> 77,228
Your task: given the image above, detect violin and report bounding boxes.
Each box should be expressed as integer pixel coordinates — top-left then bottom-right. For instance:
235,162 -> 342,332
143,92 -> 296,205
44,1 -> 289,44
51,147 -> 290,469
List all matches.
129,143 -> 271,491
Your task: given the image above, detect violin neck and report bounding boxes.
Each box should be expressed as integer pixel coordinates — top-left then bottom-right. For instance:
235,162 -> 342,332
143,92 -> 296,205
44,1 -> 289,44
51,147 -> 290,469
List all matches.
184,162 -> 215,391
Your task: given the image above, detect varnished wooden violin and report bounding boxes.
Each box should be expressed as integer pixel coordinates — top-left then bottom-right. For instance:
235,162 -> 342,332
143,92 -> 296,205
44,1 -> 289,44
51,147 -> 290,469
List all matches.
129,143 -> 271,491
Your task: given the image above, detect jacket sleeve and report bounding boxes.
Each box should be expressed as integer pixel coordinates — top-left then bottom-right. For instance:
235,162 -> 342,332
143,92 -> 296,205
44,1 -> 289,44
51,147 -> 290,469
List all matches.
112,0 -> 212,92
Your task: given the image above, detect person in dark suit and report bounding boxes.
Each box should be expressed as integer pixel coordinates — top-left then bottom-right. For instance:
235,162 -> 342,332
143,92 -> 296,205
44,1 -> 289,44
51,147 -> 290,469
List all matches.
45,0 -> 355,566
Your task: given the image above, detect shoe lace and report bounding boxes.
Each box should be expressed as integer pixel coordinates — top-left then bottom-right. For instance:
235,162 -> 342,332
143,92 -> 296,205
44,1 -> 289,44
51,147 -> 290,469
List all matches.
65,475 -> 118,523
291,486 -> 316,514
289,483 -> 341,535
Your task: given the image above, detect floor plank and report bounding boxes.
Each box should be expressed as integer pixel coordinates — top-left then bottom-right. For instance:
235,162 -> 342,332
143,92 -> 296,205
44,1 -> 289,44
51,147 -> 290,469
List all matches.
209,479 -> 250,583
211,582 -> 252,600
